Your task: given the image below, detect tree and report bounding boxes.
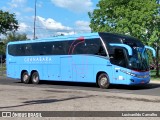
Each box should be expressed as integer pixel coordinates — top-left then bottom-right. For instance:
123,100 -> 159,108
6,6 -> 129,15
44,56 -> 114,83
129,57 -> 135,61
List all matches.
0,10 -> 18,35
1,32 -> 28,54
4,32 -> 28,42
89,0 -> 160,76
0,41 -> 5,54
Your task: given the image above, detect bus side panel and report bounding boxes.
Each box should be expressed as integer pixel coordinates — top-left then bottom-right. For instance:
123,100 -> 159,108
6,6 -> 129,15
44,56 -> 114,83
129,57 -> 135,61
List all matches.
19,64 -> 29,75
7,56 -> 20,79
72,55 -> 94,83
73,55 -> 113,83
72,55 -> 113,83
94,65 -> 113,83
7,64 -> 17,79
42,65 -> 48,80
7,64 -> 12,78
88,56 -> 113,83
29,65 -> 42,80
60,57 -> 73,81
47,65 -> 60,81
75,64 -> 94,83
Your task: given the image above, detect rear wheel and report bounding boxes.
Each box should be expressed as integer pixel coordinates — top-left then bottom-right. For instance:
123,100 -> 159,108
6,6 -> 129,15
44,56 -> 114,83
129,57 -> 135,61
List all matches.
31,72 -> 40,84
21,72 -> 30,84
97,73 -> 110,89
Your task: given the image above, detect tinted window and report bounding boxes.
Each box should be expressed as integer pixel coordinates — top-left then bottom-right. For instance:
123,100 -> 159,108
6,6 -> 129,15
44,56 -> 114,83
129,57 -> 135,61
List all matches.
8,39 -> 107,56
51,41 -> 70,55
110,48 -> 127,67
99,32 -> 144,54
8,41 -> 71,56
72,38 -> 106,56
70,40 -> 86,54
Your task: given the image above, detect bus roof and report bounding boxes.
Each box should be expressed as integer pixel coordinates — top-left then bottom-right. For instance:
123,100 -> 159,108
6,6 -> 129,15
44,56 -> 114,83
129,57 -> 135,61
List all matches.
7,32 -> 142,45
8,32 -> 100,45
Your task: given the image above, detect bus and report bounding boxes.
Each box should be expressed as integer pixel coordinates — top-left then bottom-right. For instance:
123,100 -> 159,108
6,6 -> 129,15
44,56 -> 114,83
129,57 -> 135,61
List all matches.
6,32 -> 155,89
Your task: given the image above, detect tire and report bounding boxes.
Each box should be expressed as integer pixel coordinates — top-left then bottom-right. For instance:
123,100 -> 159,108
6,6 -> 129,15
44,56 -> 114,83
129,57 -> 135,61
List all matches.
21,71 -> 30,84
31,72 -> 40,84
97,73 -> 110,89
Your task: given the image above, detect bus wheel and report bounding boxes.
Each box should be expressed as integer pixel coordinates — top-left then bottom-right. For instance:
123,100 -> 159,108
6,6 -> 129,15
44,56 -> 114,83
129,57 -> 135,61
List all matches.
21,72 -> 30,84
31,72 -> 40,84
97,73 -> 110,89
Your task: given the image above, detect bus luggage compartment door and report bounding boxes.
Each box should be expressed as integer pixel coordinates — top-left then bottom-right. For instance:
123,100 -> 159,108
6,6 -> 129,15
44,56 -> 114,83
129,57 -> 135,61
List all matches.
60,56 -> 73,81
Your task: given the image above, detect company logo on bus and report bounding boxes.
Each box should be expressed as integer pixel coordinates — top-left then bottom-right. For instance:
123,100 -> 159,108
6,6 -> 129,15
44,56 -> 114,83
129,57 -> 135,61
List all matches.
24,57 -> 52,62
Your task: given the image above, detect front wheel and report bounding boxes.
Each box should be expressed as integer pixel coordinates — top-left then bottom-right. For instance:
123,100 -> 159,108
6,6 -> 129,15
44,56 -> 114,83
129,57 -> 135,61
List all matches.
97,73 -> 110,89
31,72 -> 40,84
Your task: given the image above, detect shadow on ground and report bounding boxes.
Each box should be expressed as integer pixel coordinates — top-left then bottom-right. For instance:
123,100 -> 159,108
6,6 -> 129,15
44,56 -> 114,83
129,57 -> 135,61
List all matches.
14,80 -> 160,91
0,95 -> 94,109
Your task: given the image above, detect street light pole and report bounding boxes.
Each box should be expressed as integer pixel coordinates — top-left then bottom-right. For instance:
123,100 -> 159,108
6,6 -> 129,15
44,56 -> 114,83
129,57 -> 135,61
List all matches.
33,0 -> 37,40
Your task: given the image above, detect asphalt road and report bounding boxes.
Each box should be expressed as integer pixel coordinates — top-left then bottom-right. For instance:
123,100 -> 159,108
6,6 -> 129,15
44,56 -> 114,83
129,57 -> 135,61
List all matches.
1,76 -> 160,120
0,76 -> 160,96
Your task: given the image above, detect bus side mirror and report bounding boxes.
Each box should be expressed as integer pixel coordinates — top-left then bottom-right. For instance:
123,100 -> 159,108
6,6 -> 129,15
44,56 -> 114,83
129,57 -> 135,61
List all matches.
109,43 -> 133,56
145,46 -> 156,57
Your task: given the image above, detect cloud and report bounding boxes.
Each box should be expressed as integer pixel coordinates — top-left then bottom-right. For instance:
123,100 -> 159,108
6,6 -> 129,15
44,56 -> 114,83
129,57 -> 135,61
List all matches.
12,0 -> 26,2
24,7 -> 34,12
9,0 -> 27,8
7,0 -> 33,14
16,16 -> 75,39
17,19 -> 91,39
18,22 -> 30,33
75,20 -> 91,32
56,31 -> 75,36
37,1 -> 43,8
51,0 -> 93,13
37,16 -> 72,31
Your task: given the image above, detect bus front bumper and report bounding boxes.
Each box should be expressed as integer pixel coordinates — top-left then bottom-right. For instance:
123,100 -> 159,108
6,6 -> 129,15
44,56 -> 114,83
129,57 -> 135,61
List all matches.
129,76 -> 150,85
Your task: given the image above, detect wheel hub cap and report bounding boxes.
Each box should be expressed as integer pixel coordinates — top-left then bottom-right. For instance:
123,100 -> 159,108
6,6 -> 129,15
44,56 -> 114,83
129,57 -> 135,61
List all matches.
33,76 -> 38,83
23,75 -> 28,82
101,77 -> 107,86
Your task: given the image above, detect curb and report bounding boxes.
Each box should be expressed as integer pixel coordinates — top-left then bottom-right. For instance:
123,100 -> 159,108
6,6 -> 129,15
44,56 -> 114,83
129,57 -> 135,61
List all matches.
150,80 -> 160,84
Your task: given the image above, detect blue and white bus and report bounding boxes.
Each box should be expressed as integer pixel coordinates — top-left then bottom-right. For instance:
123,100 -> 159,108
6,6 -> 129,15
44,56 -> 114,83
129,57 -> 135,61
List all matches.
6,32 -> 155,89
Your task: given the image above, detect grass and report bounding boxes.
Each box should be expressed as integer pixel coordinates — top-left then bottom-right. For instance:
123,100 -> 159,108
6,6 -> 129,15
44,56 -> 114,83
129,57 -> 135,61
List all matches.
0,63 -> 6,76
150,70 -> 160,81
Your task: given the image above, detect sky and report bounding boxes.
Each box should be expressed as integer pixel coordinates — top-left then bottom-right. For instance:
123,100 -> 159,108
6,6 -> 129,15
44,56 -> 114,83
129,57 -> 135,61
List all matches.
0,0 -> 99,39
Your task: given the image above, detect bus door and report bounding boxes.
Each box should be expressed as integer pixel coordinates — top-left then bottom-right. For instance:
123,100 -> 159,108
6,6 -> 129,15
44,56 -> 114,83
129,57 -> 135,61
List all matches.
60,56 -> 73,81
111,48 -> 128,83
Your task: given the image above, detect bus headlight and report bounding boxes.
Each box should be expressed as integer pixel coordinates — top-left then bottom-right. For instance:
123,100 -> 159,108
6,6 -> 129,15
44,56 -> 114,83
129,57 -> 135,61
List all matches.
127,72 -> 136,77
135,75 -> 149,78
120,70 -> 136,77
120,70 -> 149,78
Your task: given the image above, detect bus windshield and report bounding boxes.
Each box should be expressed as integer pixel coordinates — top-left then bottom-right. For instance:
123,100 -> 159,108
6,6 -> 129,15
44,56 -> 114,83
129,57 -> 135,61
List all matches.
129,47 -> 149,71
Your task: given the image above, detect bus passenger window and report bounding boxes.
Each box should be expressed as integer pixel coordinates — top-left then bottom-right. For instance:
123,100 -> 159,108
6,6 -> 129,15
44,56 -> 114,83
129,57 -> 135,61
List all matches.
51,44 -> 61,55
85,39 -> 107,56
25,44 -> 33,56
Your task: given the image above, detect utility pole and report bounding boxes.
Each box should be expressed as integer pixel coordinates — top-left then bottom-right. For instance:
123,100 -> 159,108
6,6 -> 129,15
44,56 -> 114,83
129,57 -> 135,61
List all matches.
33,0 -> 37,40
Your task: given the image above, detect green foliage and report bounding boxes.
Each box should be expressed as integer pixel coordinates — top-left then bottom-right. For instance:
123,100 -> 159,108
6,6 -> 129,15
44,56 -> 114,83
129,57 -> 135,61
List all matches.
1,32 -> 28,54
0,10 -> 18,35
3,32 -> 28,43
0,43 -> 5,54
89,0 -> 160,44
89,0 -> 160,76
150,70 -> 160,80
